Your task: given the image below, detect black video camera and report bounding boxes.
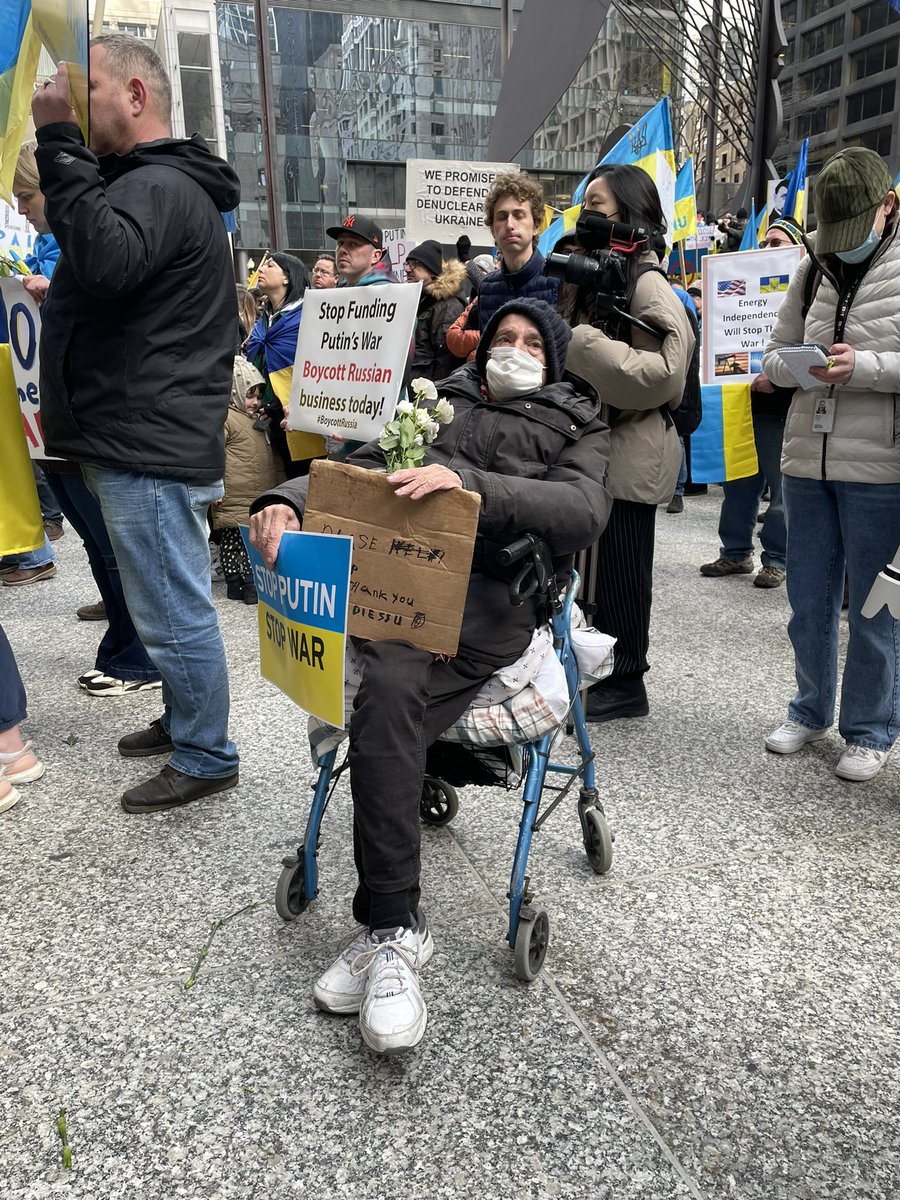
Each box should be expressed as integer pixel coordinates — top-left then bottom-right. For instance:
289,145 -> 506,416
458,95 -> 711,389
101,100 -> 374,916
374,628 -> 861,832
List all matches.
543,211 -> 663,341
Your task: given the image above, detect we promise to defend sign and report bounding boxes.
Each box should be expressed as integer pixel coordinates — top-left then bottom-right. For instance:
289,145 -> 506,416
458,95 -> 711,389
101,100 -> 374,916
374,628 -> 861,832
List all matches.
405,158 -> 519,244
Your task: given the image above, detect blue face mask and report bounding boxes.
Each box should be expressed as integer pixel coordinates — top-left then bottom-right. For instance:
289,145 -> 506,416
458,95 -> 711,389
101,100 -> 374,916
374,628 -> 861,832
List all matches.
835,225 -> 880,264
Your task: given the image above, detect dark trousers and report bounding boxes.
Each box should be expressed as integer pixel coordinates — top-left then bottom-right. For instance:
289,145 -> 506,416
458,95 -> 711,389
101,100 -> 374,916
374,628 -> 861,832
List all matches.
0,625 -> 27,732
44,472 -> 160,682
347,639 -> 497,927
590,498 -> 656,679
33,463 -> 62,523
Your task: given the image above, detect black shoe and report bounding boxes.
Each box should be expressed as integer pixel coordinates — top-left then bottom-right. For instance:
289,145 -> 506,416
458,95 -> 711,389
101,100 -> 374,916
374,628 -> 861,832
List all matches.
242,581 -> 258,605
226,577 -> 243,601
121,764 -> 239,813
666,494 -> 684,514
118,718 -> 175,758
683,483 -> 708,496
585,677 -> 649,724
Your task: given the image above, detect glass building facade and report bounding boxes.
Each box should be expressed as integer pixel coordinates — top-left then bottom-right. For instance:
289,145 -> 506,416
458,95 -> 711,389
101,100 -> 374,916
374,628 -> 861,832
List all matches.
213,2 -> 675,258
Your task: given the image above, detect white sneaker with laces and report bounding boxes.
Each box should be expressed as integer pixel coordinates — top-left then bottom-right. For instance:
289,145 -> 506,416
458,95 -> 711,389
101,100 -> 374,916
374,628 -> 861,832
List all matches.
835,745 -> 890,782
313,910 -> 433,1016
83,674 -> 163,697
765,719 -> 829,754
358,925 -> 428,1054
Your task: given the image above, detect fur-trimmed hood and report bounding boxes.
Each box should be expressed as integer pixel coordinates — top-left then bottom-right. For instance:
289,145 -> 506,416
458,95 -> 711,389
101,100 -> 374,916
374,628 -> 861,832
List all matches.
425,258 -> 468,302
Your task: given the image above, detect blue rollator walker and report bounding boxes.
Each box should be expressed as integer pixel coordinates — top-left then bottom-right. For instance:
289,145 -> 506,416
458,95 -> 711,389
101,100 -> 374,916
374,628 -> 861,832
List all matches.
274,535 -> 614,982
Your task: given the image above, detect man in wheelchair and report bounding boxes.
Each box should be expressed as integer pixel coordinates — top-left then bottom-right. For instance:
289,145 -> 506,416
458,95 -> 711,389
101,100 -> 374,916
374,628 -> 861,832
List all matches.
249,299 -> 610,1054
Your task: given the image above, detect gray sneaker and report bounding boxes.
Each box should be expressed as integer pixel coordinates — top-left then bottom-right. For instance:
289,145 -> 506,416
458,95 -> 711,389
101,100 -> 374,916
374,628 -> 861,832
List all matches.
700,556 -> 754,577
754,565 -> 786,589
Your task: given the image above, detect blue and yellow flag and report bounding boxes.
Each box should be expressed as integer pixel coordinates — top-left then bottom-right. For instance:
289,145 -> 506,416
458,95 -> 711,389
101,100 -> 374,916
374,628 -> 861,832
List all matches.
672,158 -> 697,244
0,344 -> 43,555
0,2 -> 42,204
538,97 -> 677,256
738,200 -> 758,252
690,383 -> 758,483
781,137 -> 808,226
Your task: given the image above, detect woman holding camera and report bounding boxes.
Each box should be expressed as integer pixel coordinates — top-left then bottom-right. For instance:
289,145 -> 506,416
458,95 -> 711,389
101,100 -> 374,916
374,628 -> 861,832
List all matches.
562,164 -> 695,721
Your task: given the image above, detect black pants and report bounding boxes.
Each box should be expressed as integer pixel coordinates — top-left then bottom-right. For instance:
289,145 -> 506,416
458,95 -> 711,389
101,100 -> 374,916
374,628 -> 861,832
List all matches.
0,625 -> 27,732
347,639 -> 498,927
589,498 -> 656,680
218,527 -> 252,579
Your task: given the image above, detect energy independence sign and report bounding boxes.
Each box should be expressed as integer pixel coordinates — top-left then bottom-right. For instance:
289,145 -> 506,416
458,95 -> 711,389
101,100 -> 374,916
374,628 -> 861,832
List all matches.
240,529 -> 352,728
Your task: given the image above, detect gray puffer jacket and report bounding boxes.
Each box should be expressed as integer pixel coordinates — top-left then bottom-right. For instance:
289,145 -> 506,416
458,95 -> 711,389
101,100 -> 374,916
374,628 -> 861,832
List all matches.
762,224 -> 900,484
252,364 -> 611,666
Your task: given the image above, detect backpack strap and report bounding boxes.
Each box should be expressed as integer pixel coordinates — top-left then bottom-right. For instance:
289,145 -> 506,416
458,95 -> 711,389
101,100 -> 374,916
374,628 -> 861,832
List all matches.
801,260 -> 822,319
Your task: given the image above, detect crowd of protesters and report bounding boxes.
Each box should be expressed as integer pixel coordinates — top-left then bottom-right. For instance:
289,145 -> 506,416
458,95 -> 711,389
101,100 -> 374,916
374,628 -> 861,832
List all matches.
2,33 -> 898,1055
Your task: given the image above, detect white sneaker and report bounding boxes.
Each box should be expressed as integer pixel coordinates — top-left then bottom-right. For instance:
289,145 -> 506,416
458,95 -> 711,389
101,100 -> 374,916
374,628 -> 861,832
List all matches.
82,674 -> 163,697
835,745 -> 890,782
765,719 -> 829,755
358,925 -> 428,1054
0,770 -> 21,814
313,910 -> 433,1016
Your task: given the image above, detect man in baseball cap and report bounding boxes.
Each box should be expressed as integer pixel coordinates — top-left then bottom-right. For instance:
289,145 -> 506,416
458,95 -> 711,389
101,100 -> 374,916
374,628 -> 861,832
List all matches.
813,147 -> 895,259
326,215 -> 389,287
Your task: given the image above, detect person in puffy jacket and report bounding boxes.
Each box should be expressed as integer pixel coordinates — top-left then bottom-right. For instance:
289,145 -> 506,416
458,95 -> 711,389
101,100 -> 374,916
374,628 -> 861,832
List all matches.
212,357 -> 276,604
761,147 -> 900,782
404,240 -> 468,381
248,299 -> 610,1056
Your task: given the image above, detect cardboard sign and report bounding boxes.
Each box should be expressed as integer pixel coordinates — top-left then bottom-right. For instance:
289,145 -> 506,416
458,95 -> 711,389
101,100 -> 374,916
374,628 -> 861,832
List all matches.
303,461 -> 480,657
405,158 -> 519,244
287,282 -> 420,443
240,527 -> 352,726
0,278 -> 57,460
383,228 -> 413,280
701,245 -> 804,386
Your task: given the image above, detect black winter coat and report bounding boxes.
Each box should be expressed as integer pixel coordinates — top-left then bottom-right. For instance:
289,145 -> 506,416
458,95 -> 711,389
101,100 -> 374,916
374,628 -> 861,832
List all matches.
253,365 -> 611,665
35,124 -> 240,483
410,260 -> 468,382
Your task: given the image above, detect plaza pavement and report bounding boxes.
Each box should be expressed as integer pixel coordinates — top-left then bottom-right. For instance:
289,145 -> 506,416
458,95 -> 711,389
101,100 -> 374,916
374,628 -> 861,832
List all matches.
1,489 -> 897,1200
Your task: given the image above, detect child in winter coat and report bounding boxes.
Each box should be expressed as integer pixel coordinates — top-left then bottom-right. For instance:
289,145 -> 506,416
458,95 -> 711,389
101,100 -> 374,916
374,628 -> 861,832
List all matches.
213,357 -> 277,603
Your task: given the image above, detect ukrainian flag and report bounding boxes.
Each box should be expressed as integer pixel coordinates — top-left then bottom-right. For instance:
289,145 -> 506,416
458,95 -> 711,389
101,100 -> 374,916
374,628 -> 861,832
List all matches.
760,275 -> 790,294
0,344 -> 43,555
780,137 -> 808,226
739,200 -> 759,251
690,383 -> 758,483
671,158 -> 697,244
538,97 -> 677,256
0,2 -> 42,204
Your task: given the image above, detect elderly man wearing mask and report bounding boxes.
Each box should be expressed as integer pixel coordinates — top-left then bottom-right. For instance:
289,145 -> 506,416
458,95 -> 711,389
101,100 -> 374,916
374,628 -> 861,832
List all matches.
249,299 -> 611,1055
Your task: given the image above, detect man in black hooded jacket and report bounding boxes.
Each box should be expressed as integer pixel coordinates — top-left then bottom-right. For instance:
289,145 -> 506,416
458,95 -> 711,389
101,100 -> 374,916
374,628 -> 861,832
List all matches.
32,35 -> 241,813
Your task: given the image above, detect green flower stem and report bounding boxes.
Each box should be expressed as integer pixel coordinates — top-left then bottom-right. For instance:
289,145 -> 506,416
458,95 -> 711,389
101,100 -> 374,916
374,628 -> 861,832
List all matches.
183,899 -> 269,990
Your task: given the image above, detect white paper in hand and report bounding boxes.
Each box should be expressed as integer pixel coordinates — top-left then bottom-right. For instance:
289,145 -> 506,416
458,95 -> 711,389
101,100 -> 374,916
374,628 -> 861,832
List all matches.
776,343 -> 830,390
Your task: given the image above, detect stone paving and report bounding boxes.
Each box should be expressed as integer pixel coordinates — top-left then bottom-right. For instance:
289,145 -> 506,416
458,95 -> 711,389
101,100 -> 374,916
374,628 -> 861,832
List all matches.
1,490 -> 898,1199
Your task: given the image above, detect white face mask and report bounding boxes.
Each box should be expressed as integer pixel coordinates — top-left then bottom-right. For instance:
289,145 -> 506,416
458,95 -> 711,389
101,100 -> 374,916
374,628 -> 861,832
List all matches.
485,346 -> 546,400
835,225 -> 880,264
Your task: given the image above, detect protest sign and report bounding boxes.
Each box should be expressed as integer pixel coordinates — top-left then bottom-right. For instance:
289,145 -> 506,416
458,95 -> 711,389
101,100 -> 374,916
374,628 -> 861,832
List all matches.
405,158 -> 518,244
382,228 -> 413,280
287,282 -> 419,443
0,201 -> 35,266
303,461 -> 480,657
701,246 -> 804,386
31,0 -> 90,141
240,527 -> 352,727
0,278 -> 56,459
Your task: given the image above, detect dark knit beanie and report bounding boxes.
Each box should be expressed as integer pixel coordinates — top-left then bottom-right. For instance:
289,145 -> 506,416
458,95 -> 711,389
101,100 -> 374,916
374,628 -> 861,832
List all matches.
466,253 -> 495,289
476,298 -> 573,386
407,239 -> 443,277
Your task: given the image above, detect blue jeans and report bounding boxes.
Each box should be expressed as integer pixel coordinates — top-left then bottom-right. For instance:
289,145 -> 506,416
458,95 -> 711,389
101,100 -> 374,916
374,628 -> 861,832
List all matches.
783,475 -> 900,751
45,472 -> 159,683
0,624 -> 27,732
1,534 -> 55,570
82,466 -> 238,778
674,440 -> 687,497
717,411 -> 786,570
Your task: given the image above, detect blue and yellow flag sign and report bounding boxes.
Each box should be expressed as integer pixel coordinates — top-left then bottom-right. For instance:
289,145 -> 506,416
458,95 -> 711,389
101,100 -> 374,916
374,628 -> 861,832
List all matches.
240,528 -> 352,727
690,383 -> 758,484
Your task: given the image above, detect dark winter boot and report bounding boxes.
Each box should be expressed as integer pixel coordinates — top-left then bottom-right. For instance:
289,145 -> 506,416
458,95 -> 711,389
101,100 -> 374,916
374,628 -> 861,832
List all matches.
225,575 -> 243,601
242,579 -> 259,605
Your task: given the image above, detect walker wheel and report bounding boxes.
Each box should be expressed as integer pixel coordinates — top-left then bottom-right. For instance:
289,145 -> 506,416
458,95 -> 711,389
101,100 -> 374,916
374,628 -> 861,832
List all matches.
514,906 -> 550,981
583,807 -> 614,875
275,853 -> 309,922
420,777 -> 459,826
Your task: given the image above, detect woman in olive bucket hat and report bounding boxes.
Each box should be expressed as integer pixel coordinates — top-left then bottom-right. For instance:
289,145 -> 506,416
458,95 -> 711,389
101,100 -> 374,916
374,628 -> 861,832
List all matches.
761,146 -> 900,782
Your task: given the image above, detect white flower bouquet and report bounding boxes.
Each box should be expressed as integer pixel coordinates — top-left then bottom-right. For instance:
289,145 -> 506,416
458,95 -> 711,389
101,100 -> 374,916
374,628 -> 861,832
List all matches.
377,377 -> 455,472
